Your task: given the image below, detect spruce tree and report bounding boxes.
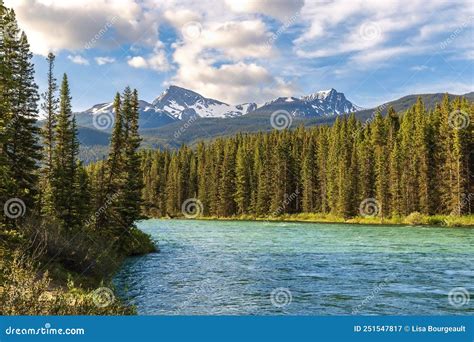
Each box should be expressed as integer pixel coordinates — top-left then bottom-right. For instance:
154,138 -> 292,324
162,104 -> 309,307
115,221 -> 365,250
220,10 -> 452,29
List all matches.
234,141 -> 251,214
120,88 -> 143,227
301,137 -> 316,212
41,53 -> 58,172
51,74 -> 79,230
2,15 -> 40,209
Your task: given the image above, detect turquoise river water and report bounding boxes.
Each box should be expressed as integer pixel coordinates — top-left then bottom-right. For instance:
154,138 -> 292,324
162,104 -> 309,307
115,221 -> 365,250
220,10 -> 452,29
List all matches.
113,219 -> 473,315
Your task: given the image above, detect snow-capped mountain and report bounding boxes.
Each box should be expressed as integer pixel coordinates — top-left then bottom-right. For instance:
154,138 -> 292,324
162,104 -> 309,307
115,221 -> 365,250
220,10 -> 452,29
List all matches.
152,85 -> 257,119
255,88 -> 360,117
75,99 -> 176,130
301,88 -> 362,115
74,86 -> 359,132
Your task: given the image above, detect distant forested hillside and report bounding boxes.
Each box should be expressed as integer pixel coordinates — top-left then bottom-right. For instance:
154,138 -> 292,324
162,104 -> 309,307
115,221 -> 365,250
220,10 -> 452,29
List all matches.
76,91 -> 474,163
140,96 -> 473,219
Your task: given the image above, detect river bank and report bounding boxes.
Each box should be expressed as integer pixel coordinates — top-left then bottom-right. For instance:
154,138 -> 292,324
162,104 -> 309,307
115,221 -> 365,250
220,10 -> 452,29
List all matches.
163,213 -> 474,227
0,227 -> 157,315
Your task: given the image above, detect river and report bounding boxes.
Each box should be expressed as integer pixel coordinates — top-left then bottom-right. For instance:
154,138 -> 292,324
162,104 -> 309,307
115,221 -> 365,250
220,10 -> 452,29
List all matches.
113,219 -> 473,315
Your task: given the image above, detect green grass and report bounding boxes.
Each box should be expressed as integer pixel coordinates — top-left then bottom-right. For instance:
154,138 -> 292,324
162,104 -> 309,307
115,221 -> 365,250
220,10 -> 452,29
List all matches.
186,213 -> 474,227
0,228 -> 156,315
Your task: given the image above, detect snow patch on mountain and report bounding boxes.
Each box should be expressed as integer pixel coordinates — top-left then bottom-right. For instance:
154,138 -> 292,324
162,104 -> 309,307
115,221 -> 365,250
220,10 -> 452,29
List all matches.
152,85 -> 256,119
75,85 -> 360,131
254,88 -> 360,117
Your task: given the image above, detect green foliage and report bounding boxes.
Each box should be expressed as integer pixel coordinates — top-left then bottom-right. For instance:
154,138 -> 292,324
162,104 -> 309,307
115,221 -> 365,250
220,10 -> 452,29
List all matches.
0,3 -> 155,315
0,6 -> 40,214
404,212 -> 424,225
141,97 -> 473,220
0,251 -> 134,315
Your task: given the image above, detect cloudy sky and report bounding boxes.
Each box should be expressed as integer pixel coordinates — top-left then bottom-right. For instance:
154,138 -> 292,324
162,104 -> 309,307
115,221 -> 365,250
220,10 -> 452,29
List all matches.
6,0 -> 474,111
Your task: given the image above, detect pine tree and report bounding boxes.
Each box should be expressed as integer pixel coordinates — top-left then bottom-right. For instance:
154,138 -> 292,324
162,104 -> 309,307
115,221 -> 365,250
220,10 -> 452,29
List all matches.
371,111 -> 388,218
389,140 -> 402,215
51,74 -> 77,230
2,13 -> 40,210
137,96 -> 473,220
165,152 -> 179,216
39,53 -> 59,217
41,53 -> 58,173
253,138 -> 270,216
218,139 -> 236,216
196,142 -> 209,215
234,141 -> 251,214
120,88 -> 143,227
301,137 -> 316,212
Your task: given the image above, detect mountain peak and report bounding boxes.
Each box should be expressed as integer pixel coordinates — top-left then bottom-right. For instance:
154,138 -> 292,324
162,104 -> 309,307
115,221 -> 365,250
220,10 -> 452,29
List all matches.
255,88 -> 359,117
152,85 -> 255,119
302,88 -> 338,102
154,85 -> 204,105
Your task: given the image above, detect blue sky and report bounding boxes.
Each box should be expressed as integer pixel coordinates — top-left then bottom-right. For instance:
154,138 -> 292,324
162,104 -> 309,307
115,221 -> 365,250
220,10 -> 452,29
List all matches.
7,0 -> 474,112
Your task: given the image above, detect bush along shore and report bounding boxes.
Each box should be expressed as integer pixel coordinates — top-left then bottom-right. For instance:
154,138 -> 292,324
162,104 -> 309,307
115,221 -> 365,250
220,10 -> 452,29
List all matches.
0,2 -> 155,315
188,213 -> 474,227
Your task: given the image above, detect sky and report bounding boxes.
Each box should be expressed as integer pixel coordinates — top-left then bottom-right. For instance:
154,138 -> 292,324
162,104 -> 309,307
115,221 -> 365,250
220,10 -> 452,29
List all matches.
5,0 -> 474,112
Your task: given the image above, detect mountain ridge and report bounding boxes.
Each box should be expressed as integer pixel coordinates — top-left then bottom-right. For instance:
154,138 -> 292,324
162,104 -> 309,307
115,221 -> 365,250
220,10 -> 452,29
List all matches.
73,85 -> 359,132
72,90 -> 473,163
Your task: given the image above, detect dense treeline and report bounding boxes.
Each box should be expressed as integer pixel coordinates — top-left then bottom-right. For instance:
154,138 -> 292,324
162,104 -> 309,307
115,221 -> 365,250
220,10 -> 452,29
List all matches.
141,96 -> 473,219
0,2 -> 153,314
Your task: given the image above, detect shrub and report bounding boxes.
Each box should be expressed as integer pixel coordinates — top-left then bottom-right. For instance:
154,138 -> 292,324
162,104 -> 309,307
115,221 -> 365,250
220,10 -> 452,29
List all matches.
404,212 -> 425,225
0,251 -> 134,315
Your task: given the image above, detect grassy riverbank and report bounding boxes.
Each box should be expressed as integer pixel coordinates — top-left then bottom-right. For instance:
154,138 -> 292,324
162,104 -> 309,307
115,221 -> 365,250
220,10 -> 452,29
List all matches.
0,227 -> 156,315
186,212 -> 474,227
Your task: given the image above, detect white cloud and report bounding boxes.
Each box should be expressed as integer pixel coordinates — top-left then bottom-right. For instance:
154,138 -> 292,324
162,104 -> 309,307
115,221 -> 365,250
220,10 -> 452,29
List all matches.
128,44 -> 169,72
6,0 -> 473,104
163,9 -> 201,28
225,0 -> 304,21
172,44 -> 296,103
200,20 -> 273,59
168,16 -> 295,103
95,56 -> 116,65
67,55 -> 89,65
350,46 -> 419,65
128,56 -> 148,69
410,65 -> 433,72
5,0 -> 160,55
294,0 -> 474,68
